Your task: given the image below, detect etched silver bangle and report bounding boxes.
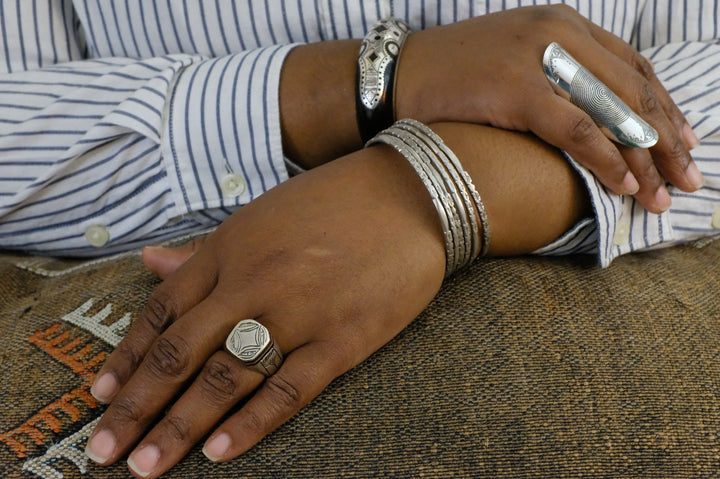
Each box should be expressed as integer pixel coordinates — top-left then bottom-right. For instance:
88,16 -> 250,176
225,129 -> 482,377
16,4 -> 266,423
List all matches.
356,18 -> 411,143
396,119 -> 491,258
367,120 -> 491,277
370,131 -> 457,272
385,127 -> 470,272
394,120 -> 480,262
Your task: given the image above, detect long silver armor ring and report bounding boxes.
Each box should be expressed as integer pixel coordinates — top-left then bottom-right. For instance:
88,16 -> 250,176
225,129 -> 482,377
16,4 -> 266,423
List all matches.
543,42 -> 659,149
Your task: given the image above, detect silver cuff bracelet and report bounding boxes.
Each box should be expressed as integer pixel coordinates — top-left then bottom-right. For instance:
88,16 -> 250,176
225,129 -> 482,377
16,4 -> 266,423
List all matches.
356,18 -> 411,143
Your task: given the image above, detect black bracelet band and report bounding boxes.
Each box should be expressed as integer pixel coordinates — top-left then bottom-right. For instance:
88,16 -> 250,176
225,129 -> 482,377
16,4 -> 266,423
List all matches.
356,18 -> 411,144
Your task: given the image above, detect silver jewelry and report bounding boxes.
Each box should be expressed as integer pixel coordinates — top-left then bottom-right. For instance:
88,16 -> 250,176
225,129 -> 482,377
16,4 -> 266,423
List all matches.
395,119 -> 491,259
371,132 -> 458,272
225,319 -> 283,377
367,120 -> 491,277
386,127 -> 470,272
356,18 -> 411,143
542,42 -> 659,148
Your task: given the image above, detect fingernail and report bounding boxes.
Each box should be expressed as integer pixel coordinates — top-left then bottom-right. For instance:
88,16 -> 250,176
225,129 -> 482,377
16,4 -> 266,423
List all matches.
128,444 -> 160,478
686,161 -> 706,190
683,123 -> 700,149
91,373 -> 118,403
621,171 -> 640,195
203,433 -> 231,462
654,186 -> 672,213
85,429 -> 116,464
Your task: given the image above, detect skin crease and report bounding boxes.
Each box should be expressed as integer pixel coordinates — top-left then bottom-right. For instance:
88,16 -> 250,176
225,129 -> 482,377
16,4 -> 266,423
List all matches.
85,5 -> 701,478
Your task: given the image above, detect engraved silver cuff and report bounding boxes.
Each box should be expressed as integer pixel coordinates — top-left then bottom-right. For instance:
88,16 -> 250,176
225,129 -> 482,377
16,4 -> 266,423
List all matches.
543,42 -> 659,148
225,319 -> 284,377
356,18 -> 411,143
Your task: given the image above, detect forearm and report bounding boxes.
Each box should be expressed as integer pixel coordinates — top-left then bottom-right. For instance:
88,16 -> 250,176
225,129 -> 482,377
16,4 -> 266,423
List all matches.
279,40 -> 363,170
351,121 -> 592,261
428,122 -> 591,257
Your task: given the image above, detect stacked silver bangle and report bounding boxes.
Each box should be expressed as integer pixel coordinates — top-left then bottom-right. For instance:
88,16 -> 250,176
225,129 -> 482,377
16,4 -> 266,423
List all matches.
367,119 -> 491,277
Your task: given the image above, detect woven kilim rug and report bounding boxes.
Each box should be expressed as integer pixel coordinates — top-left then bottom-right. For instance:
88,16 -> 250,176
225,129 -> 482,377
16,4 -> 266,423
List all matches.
2,242 -> 720,478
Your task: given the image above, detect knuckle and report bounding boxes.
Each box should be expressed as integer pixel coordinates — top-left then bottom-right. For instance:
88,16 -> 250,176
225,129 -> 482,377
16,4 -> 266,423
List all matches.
569,115 -> 598,144
666,137 -> 689,162
530,4 -> 578,33
539,3 -> 575,17
242,409 -> 267,435
146,335 -> 191,378
637,156 -> 658,179
199,359 -> 238,403
107,396 -> 143,425
163,414 -> 193,444
114,340 -> 143,371
141,293 -> 179,333
264,374 -> 304,410
636,82 -> 659,115
632,53 -> 655,79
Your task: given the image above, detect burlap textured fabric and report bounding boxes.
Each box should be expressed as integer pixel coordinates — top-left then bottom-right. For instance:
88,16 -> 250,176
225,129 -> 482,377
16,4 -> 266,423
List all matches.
2,242 -> 720,478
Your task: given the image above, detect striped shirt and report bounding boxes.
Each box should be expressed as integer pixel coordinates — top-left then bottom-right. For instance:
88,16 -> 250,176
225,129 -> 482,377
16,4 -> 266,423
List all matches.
0,1 -> 719,267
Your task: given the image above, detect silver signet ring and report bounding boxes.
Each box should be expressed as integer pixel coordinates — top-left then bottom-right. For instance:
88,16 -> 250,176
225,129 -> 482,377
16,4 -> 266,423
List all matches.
543,42 -> 659,148
225,319 -> 284,377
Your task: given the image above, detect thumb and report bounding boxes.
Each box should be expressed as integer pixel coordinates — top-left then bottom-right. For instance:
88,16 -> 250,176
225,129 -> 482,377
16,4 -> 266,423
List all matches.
142,237 -> 207,279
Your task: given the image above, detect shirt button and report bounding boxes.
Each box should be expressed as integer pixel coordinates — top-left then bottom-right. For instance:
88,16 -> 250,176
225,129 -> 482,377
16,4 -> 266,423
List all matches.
712,207 -> 720,229
85,225 -> 110,247
220,173 -> 246,197
613,218 -> 631,246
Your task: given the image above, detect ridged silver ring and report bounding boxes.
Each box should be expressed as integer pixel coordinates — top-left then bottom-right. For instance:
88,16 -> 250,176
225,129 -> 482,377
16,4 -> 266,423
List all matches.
543,42 -> 659,148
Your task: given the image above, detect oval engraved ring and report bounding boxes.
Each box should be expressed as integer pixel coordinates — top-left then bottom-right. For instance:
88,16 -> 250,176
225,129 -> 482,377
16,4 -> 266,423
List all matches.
225,319 -> 284,377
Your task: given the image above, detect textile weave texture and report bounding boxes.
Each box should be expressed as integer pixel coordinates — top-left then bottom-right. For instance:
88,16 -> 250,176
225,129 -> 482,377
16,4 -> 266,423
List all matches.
1,243 -> 720,478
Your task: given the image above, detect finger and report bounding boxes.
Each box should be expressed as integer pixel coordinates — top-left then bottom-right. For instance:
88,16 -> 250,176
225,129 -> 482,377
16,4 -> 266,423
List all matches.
589,23 -> 695,146
527,91 -> 640,196
618,146 -> 672,214
202,342 -> 348,461
587,25 -> 704,190
567,43 -> 690,183
142,237 -> 208,279
125,351 -> 264,478
86,292 -> 241,466
91,248 -> 219,405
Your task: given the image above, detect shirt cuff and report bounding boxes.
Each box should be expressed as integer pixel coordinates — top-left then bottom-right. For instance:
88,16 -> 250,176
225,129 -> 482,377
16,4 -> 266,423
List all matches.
162,44 -> 300,217
536,152 -> 675,268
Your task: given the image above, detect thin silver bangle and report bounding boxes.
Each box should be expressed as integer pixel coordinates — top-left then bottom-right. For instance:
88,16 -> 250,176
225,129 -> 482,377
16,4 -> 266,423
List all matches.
367,120 -> 491,277
368,132 -> 458,275
394,121 -> 479,263
398,119 -> 491,258
385,127 -> 470,272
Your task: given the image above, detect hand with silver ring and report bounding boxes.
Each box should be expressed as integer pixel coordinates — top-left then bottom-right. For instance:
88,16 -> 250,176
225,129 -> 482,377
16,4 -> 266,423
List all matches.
83,146 -> 453,478
395,4 -> 704,213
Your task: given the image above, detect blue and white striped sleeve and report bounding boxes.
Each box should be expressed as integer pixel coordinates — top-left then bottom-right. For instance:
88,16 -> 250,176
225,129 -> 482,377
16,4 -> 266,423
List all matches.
536,40 -> 720,268
0,45 -> 297,256
0,0 -> 85,75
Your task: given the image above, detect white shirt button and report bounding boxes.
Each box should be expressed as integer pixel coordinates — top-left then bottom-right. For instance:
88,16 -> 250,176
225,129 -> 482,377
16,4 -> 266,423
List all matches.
85,225 -> 110,247
613,217 -> 631,246
712,207 -> 720,229
220,173 -> 246,197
